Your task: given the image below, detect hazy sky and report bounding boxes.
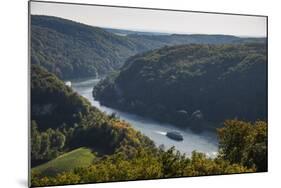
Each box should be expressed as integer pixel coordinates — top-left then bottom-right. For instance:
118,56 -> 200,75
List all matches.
30,1 -> 267,37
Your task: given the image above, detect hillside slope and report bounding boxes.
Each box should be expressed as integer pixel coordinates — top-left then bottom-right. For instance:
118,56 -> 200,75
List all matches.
93,43 -> 267,132
31,65 -> 154,166
31,64 -> 91,130
31,15 -> 144,79
31,15 -> 265,79
32,147 -> 95,177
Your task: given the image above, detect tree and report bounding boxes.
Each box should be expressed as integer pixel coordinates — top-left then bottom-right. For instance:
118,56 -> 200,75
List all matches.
242,121 -> 267,171
217,120 -> 252,164
217,120 -> 267,171
40,132 -> 50,156
31,121 -> 41,159
48,129 -> 66,150
160,146 -> 189,177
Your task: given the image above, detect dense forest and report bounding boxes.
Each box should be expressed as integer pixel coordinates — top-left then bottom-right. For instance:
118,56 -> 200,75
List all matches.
31,65 -> 267,187
31,15 -> 265,79
31,15 -> 142,79
93,43 -> 267,132
31,65 -> 154,166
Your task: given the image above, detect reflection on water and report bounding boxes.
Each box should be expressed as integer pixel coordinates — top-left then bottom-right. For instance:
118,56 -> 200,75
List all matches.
71,78 -> 218,157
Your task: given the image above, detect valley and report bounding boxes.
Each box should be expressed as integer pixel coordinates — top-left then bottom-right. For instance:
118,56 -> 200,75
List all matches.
30,15 -> 267,187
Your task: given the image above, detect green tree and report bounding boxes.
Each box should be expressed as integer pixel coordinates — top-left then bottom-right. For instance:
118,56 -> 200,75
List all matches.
31,121 -> 41,159
217,120 -> 267,171
217,120 -> 252,164
242,121 -> 267,171
40,132 -> 50,156
48,129 -> 66,150
160,146 -> 189,177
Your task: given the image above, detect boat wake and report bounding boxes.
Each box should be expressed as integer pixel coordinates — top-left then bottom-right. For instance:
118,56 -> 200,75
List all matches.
154,131 -> 167,135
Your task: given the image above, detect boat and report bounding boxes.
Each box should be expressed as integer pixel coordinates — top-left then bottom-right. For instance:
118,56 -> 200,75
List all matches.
166,131 -> 183,141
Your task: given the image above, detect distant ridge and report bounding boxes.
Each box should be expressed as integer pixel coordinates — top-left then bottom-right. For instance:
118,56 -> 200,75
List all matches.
31,15 -> 266,79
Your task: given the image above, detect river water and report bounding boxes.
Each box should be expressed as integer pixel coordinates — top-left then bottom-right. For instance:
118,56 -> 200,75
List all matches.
71,78 -> 218,157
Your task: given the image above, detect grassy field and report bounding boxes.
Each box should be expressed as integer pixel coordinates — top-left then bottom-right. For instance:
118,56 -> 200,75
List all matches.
32,147 -> 96,176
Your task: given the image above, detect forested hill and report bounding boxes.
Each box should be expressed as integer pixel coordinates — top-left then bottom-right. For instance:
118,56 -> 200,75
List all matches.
93,43 -> 267,132
31,15 -> 142,79
31,64 -> 91,130
31,15 -> 266,79
31,64 -> 154,165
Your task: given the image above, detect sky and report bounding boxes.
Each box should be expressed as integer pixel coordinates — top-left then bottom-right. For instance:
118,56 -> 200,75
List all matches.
30,1 -> 267,37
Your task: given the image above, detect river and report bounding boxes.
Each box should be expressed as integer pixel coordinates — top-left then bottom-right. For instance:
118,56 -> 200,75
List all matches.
71,78 -> 218,157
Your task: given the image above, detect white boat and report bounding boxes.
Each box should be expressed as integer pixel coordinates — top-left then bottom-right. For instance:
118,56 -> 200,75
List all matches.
166,131 -> 183,141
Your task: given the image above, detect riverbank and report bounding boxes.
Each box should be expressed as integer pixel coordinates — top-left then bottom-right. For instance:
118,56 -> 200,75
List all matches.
71,78 -> 218,157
